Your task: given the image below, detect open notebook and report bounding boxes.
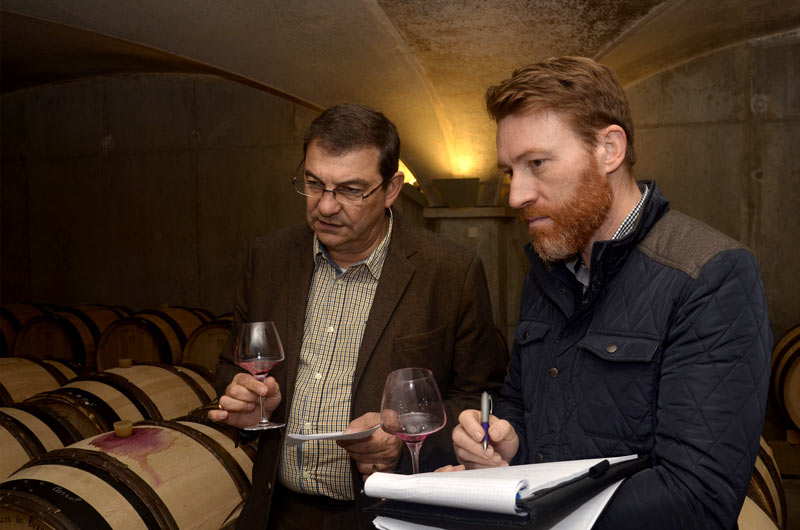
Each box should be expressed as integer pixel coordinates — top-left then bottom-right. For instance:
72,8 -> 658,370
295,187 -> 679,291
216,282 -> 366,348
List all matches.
364,455 -> 643,530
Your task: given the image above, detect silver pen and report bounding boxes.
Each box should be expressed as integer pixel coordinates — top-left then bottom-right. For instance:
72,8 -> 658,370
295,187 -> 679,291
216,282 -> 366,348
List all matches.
480,391 -> 491,452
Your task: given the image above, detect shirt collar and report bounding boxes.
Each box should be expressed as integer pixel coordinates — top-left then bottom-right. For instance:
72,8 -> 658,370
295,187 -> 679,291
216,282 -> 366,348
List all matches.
313,208 -> 394,279
611,182 -> 650,240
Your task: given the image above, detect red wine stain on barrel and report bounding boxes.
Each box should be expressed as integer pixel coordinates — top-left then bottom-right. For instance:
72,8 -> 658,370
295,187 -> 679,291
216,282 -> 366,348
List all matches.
90,427 -> 174,486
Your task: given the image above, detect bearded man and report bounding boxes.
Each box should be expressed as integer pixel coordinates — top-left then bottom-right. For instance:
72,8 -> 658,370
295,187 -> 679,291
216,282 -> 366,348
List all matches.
450,57 -> 772,530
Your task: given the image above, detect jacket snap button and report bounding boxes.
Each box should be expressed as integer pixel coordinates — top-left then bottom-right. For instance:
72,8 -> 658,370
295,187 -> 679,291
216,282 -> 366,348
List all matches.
535,453 -> 544,463
549,367 -> 558,378
606,344 -> 618,354
523,331 -> 529,340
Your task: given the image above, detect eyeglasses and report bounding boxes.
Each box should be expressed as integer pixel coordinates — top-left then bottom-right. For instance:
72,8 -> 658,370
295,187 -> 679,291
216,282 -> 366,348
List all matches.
292,160 -> 386,205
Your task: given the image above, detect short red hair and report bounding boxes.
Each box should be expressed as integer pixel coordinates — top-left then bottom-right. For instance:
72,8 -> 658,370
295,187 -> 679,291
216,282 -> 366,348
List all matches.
486,56 -> 636,170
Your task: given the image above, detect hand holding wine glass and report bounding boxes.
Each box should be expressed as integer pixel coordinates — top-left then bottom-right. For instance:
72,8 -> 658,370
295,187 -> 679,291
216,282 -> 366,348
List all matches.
210,372 -> 281,428
380,367 -> 446,474
234,321 -> 285,431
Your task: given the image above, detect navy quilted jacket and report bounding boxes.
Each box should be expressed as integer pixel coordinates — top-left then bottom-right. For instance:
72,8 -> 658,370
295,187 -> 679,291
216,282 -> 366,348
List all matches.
495,182 -> 772,529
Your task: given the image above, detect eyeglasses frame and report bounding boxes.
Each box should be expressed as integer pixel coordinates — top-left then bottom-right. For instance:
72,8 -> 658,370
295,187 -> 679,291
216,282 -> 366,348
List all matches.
291,159 -> 388,205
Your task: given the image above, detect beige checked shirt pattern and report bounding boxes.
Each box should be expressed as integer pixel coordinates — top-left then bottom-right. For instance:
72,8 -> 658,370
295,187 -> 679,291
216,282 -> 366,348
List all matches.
278,212 -> 393,500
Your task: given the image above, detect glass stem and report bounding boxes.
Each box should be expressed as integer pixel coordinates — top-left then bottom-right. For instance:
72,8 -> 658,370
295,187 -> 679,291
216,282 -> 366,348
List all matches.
406,441 -> 424,474
258,394 -> 267,425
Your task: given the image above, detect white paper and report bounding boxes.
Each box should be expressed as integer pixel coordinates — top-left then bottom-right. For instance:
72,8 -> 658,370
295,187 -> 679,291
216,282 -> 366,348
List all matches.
364,455 -> 636,516
373,516 -> 442,530
366,473 -> 526,515
551,479 -> 623,530
285,423 -> 381,446
372,479 -> 624,530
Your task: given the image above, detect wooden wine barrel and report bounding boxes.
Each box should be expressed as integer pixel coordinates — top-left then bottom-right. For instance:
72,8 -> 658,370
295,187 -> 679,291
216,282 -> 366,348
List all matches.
0,405 -> 82,480
170,305 -> 216,322
96,307 -> 211,370
772,323 -> 800,430
738,497 -> 779,530
174,363 -> 217,402
773,323 -> 800,365
24,363 -> 211,439
184,399 -> 221,421
13,305 -> 129,372
73,304 -> 132,330
0,357 -> 69,405
182,319 -> 232,374
42,359 -> 80,381
0,419 -> 254,530
745,437 -> 786,529
0,303 -> 51,356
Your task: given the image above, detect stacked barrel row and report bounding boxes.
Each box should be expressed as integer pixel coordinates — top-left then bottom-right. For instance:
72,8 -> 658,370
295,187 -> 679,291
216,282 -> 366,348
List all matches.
0,303 -> 232,375
0,357 -> 221,471
740,437 -> 788,530
750,321 -> 800,530
0,359 -> 251,529
771,323 -> 800,434
0,305 -> 248,529
1,420 -> 252,529
0,303 -> 57,357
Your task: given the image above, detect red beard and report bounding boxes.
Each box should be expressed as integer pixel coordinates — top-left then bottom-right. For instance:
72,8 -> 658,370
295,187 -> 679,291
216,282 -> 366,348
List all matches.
521,157 -> 613,262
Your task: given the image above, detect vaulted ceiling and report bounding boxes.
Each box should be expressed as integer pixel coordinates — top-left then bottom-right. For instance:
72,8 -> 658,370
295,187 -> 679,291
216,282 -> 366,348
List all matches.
2,0 -> 799,199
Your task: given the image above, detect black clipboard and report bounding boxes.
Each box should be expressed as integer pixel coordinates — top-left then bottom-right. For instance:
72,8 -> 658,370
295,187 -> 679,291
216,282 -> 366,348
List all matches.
364,455 -> 650,529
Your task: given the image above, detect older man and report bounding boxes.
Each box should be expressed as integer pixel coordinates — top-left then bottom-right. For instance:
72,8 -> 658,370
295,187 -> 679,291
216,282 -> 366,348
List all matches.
452,57 -> 771,529
209,104 -> 506,529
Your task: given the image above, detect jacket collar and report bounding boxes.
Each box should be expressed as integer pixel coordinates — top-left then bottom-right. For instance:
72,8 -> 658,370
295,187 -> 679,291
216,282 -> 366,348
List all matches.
587,180 -> 669,284
351,211 -> 417,388
525,180 -> 670,311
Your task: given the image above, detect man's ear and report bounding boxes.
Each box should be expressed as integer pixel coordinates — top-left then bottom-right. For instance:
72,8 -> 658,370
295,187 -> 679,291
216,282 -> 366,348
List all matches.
599,125 -> 627,174
384,171 -> 404,208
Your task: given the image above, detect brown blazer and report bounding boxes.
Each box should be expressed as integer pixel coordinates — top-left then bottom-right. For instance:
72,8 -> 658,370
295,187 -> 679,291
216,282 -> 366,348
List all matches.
214,212 -> 506,529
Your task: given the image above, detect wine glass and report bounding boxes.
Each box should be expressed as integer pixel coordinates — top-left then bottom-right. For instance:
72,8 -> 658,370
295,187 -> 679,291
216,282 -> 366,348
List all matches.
380,367 -> 446,474
234,321 -> 285,430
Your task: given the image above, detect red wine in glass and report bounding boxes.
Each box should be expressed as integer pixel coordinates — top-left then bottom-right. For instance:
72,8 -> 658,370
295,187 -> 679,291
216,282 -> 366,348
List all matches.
238,360 -> 280,379
380,367 -> 446,474
385,412 -> 445,443
234,321 -> 285,430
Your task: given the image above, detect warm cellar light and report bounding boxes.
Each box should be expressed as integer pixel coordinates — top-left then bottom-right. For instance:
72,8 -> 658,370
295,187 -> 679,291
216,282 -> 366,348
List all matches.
455,155 -> 474,177
399,160 -> 417,185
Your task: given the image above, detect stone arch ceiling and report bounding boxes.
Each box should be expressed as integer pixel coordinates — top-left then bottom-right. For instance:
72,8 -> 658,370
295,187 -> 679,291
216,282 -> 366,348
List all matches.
2,0 -> 799,202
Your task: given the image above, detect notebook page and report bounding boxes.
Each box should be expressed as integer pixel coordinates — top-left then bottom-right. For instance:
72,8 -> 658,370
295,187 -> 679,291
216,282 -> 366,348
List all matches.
550,479 -> 623,530
511,454 -> 636,494
370,480 -> 625,530
365,473 -> 526,515
364,455 -> 636,516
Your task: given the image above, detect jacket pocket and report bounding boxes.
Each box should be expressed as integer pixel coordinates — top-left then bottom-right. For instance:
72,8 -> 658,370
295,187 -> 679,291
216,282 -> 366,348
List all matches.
575,332 -> 660,443
392,325 -> 448,372
515,320 -> 551,346
577,333 -> 659,363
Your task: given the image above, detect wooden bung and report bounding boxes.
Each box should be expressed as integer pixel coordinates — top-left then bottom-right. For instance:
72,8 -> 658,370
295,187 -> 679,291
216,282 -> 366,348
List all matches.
114,420 -> 133,438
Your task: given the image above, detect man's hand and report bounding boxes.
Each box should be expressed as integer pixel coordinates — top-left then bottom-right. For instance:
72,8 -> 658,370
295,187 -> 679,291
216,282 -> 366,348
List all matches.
207,372 -> 282,429
452,409 -> 519,469
435,464 -> 466,472
337,412 -> 402,482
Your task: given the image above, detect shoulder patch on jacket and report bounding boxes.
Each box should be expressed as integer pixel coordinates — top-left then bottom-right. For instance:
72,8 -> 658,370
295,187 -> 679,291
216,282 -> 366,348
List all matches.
637,210 -> 746,279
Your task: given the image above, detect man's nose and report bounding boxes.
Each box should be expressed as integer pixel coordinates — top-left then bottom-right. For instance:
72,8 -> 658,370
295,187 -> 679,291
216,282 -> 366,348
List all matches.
507,176 -> 539,210
316,189 -> 342,214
